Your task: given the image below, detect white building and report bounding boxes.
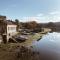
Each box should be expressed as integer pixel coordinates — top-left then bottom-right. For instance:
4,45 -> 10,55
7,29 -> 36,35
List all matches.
6,21 -> 17,41
0,16 -> 17,43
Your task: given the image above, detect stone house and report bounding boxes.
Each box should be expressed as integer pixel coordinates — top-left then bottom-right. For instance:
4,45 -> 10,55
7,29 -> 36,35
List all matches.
0,16 -> 17,43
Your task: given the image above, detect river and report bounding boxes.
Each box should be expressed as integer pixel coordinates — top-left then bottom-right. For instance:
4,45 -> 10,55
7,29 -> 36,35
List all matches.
32,32 -> 60,60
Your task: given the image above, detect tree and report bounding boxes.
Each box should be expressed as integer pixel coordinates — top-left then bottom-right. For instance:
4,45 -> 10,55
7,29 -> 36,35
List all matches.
0,19 -> 7,44
15,19 -> 20,31
24,21 -> 38,29
47,22 -> 55,28
46,22 -> 56,31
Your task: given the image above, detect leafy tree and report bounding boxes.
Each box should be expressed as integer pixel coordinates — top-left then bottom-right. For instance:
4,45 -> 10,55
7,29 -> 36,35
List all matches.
46,22 -> 56,31
47,22 -> 56,28
24,21 -> 38,29
15,19 -> 20,31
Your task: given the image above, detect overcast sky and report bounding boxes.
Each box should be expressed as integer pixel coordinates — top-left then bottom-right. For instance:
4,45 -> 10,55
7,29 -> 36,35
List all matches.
0,0 -> 60,22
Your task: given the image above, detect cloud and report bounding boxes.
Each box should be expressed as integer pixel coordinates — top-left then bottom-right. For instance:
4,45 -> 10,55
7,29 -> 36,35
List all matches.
37,13 -> 44,17
49,11 -> 60,15
20,11 -> 60,23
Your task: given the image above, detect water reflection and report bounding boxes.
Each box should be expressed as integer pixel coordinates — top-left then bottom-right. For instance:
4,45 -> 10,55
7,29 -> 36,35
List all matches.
33,32 -> 60,60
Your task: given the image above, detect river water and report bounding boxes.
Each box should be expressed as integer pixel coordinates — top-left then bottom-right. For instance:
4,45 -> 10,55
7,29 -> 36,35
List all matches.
32,32 -> 60,60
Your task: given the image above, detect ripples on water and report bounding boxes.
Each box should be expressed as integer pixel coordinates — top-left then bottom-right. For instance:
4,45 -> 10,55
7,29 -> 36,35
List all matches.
33,32 -> 60,60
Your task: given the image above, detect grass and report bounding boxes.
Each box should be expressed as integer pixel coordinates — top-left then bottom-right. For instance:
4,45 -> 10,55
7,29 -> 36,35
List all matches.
0,44 -> 16,60
0,44 -> 40,60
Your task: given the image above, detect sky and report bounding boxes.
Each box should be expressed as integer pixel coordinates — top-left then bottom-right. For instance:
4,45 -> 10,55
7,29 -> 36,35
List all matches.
0,0 -> 60,23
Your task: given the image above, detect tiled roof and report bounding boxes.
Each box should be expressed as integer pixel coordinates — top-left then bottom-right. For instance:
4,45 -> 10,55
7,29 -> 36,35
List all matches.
0,16 -> 16,25
4,20 -> 16,25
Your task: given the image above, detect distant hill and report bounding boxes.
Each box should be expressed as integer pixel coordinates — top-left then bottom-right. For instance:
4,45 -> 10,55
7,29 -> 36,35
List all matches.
39,22 -> 60,32
54,22 -> 60,27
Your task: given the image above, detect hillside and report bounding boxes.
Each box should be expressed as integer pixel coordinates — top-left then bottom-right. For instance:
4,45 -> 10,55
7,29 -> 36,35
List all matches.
39,22 -> 60,32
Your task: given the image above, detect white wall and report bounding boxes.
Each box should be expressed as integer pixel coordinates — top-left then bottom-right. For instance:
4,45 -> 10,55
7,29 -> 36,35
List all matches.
7,25 -> 17,41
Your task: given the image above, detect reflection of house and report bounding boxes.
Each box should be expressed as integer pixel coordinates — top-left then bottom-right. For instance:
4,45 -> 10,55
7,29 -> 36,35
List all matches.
0,16 -> 17,42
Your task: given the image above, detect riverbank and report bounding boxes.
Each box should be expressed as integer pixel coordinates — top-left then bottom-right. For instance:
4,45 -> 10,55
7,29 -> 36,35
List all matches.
15,28 -> 51,46
0,44 -> 40,60
0,28 -> 51,60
